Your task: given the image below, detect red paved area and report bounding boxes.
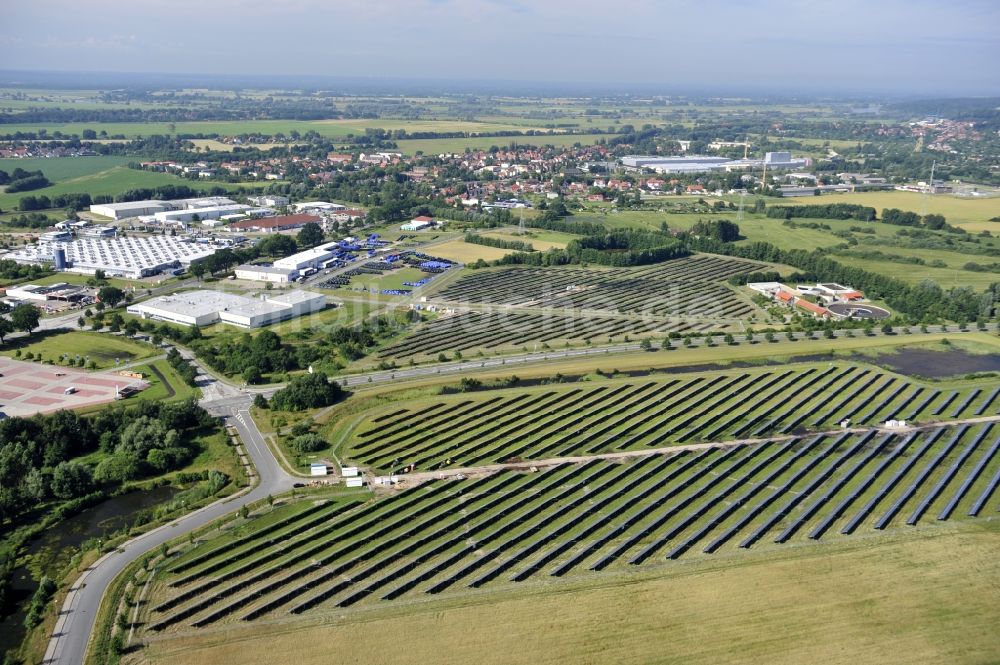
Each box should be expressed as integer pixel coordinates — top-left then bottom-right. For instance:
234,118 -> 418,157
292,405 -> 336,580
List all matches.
0,357 -> 148,417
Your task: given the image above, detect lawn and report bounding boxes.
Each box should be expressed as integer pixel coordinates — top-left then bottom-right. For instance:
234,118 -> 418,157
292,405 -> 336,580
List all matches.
0,330 -> 157,368
265,299 -> 378,336
1,271 -> 146,291
129,359 -> 199,403
135,524 -> 1000,665
341,266 -> 431,293
176,427 -> 240,482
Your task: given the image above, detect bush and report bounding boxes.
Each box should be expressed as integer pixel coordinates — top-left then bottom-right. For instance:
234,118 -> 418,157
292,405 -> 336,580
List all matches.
270,372 -> 343,411
291,433 -> 326,453
23,576 -> 57,629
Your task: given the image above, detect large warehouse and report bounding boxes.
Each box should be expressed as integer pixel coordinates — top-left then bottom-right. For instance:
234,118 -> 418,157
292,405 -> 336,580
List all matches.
153,204 -> 250,224
90,196 -> 240,221
234,264 -> 298,283
621,155 -> 732,173
4,235 -> 218,279
127,289 -> 326,328
89,200 -> 173,220
273,243 -> 340,271
622,152 -> 809,174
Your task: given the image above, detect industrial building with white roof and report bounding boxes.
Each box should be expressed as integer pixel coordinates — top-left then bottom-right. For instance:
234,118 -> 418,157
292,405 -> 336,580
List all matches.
4,235 -> 219,279
127,289 -> 326,328
90,196 -> 240,221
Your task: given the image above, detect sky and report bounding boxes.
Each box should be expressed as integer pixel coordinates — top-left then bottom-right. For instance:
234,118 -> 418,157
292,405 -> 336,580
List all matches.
2,0 -> 999,96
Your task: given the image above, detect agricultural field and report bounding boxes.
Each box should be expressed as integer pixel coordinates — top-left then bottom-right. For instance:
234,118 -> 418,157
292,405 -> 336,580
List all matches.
138,420 -> 1000,647
832,252 -> 1000,290
338,361 -> 998,472
0,156 -> 131,181
394,133 -> 612,155
0,118 -> 551,141
819,191 -> 1000,230
0,330 -> 157,368
0,164 -> 247,211
433,254 -> 766,320
571,205 -> 1000,288
186,139 -> 305,152
376,310 -> 715,360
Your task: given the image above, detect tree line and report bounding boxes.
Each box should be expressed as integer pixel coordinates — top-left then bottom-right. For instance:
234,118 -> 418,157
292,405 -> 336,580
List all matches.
766,203 -> 877,222
464,233 -> 535,252
0,168 -> 50,193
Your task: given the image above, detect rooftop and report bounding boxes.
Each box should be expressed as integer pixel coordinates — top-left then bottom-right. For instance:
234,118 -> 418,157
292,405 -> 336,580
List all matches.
229,214 -> 321,230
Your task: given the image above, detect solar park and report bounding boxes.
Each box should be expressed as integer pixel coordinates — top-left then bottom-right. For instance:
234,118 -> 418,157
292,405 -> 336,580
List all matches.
377,310 -> 715,359
143,420 -> 1000,632
367,252 -> 765,360
340,362 -> 996,472
132,245 -> 1000,657
431,254 -> 764,319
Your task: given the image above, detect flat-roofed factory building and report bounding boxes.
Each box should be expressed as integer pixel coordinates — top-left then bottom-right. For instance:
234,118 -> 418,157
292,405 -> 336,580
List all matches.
4,235 -> 218,279
127,289 -> 326,328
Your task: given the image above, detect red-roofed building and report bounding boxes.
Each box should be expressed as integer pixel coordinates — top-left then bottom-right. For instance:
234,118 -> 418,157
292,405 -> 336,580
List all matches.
228,213 -> 321,234
775,290 -> 794,303
326,152 -> 353,164
795,299 -> 831,318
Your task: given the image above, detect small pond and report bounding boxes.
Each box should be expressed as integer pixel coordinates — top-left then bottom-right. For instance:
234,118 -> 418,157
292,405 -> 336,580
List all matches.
0,485 -> 178,655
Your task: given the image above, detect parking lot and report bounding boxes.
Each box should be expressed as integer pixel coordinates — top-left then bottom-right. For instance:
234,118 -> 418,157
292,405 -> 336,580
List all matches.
0,358 -> 147,417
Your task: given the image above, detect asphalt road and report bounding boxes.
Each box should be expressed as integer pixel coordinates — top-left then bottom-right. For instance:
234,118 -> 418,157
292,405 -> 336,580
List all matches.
333,322 -> 998,388
43,364 -> 296,665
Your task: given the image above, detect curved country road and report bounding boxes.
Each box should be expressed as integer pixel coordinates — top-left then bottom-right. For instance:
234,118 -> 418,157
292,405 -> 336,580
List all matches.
43,369 -> 296,665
